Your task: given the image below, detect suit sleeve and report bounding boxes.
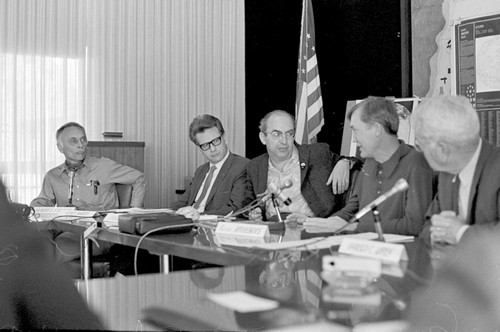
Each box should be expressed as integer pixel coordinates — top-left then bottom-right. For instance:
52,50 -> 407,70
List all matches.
205,168 -> 254,216
384,156 -> 434,236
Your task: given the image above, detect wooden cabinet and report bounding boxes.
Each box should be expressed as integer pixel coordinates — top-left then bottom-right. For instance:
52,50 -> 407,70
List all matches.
87,141 -> 145,172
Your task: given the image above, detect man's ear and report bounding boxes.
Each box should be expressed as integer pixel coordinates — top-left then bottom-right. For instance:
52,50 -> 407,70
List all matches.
433,141 -> 450,164
56,142 -> 63,153
259,132 -> 266,145
373,122 -> 383,136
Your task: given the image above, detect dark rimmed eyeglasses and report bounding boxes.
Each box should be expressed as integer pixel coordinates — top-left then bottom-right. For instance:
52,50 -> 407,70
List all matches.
198,136 -> 222,151
262,130 -> 295,141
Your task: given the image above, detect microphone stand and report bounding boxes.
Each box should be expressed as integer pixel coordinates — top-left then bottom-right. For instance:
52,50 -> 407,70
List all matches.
270,194 -> 286,230
371,206 -> 385,242
271,194 -> 284,223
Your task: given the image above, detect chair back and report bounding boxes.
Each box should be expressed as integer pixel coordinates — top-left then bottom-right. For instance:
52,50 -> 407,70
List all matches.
116,184 -> 133,208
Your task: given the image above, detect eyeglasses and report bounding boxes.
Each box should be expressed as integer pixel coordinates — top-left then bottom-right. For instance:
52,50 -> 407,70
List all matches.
198,136 -> 222,151
262,130 -> 295,141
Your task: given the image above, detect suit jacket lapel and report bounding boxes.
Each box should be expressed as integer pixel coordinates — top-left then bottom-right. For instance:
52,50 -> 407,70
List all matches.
190,163 -> 209,204
205,153 -> 233,205
257,155 -> 269,195
467,140 -> 491,224
297,145 -> 309,187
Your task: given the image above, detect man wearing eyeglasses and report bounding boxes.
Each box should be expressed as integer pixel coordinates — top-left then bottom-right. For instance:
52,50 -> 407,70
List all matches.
171,114 -> 252,218
246,110 -> 355,221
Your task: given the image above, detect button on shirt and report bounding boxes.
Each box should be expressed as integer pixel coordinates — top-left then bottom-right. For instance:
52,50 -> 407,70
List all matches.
194,151 -> 229,213
266,146 -> 314,219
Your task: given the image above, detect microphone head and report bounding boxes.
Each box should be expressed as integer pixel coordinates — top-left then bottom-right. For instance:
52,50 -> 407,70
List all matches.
281,179 -> 293,189
394,178 -> 409,192
268,182 -> 279,193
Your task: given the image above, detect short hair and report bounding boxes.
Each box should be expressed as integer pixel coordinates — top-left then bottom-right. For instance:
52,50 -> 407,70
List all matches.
259,110 -> 295,133
347,96 -> 399,135
56,122 -> 86,140
188,114 -> 225,144
413,95 -> 480,152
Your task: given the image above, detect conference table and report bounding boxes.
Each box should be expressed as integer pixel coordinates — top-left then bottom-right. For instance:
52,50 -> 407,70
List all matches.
74,234 -> 435,331
44,216 -> 439,330
46,218 -> 306,278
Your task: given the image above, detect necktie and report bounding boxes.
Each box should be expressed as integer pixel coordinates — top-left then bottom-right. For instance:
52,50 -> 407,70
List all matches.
451,175 -> 461,215
193,166 -> 216,209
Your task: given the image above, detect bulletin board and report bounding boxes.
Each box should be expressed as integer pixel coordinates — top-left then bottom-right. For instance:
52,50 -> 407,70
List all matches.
340,98 -> 420,157
453,13 -> 500,146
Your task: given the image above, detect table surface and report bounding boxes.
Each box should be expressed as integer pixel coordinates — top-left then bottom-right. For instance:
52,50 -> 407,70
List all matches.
49,219 -> 321,266
74,229 -> 436,331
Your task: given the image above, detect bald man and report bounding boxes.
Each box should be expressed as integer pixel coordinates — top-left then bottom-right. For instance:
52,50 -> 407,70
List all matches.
413,95 -> 500,245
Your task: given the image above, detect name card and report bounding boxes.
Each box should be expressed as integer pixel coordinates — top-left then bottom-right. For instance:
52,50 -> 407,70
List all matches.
338,238 -> 408,264
215,222 -> 269,238
214,233 -> 266,247
322,255 -> 382,278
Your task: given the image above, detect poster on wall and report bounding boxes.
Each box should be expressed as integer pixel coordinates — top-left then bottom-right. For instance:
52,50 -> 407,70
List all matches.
455,13 -> 500,146
340,98 -> 419,157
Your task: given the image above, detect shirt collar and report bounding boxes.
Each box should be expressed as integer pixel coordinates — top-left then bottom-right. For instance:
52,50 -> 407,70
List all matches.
211,150 -> 230,169
458,139 -> 482,186
364,140 -> 409,177
57,158 -> 90,176
268,146 -> 299,172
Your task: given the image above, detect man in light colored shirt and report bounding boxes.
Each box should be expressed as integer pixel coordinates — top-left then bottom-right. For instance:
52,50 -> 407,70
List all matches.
414,95 -> 500,244
246,110 -> 354,221
31,122 -> 146,210
31,122 -> 146,265
170,114 -> 252,218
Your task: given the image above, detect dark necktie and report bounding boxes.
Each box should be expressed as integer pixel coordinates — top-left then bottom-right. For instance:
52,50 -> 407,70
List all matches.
451,175 -> 461,215
193,166 -> 217,209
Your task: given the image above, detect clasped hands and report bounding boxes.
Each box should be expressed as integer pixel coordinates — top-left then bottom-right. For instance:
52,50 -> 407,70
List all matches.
430,210 -> 464,245
175,206 -> 200,221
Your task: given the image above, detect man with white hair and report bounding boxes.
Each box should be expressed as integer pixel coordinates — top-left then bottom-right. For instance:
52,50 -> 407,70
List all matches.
414,95 -> 500,245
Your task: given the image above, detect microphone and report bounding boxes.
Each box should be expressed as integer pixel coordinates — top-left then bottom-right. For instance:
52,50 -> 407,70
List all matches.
349,178 -> 409,223
68,170 -> 75,206
268,180 -> 293,206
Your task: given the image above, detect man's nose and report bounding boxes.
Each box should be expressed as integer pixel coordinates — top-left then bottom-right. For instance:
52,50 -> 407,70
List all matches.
209,143 -> 217,151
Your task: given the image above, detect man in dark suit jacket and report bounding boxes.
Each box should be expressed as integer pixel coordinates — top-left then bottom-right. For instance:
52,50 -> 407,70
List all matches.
246,110 -> 352,220
171,114 -> 252,217
414,95 -> 500,245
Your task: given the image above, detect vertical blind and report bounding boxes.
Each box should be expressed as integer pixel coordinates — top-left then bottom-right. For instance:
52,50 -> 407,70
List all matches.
0,0 -> 245,208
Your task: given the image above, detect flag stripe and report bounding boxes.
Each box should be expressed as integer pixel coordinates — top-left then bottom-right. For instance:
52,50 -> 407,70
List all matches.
295,0 -> 324,145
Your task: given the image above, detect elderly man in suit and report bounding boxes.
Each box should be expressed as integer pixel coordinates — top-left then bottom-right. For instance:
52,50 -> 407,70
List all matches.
171,114 -> 252,218
414,95 -> 500,245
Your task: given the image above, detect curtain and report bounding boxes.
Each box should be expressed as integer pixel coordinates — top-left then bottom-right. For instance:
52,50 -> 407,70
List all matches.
0,0 -> 245,208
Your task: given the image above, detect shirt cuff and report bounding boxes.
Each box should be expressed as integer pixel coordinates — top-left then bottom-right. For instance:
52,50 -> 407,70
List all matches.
456,225 -> 470,242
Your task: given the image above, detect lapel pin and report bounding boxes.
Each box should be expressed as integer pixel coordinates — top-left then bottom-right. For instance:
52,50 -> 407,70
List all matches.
300,162 -> 306,170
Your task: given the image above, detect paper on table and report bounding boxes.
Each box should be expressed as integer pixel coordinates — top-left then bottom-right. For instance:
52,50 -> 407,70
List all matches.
31,207 -> 97,222
250,233 -> 413,251
198,214 -> 221,221
104,207 -> 175,214
265,322 -> 350,332
206,291 -> 279,313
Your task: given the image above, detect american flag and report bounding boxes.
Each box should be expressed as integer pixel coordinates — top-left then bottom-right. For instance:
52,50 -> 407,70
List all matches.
295,0 -> 324,145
